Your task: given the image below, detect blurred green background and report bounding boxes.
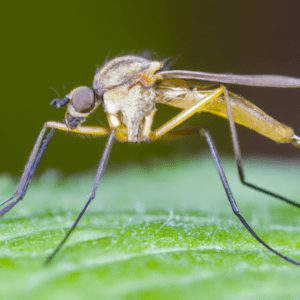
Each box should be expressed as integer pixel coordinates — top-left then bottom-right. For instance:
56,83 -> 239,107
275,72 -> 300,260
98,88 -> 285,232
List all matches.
1,0 -> 300,175
2,2 -> 300,299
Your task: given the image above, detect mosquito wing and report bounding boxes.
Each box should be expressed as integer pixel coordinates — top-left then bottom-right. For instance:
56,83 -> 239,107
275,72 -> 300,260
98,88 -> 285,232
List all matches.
157,70 -> 300,88
153,75 -> 296,144
154,77 -> 219,109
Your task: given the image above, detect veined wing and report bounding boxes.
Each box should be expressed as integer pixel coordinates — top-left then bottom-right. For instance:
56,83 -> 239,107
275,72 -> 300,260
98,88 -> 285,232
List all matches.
154,77 -> 295,144
154,77 -> 218,109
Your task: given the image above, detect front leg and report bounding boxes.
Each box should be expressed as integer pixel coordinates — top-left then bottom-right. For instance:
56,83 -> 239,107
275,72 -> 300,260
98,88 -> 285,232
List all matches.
0,122 -> 111,218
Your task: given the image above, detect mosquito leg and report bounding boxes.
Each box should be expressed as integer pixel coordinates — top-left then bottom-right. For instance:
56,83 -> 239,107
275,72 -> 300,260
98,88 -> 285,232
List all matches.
0,129 -> 55,217
0,126 -> 48,208
200,127 -> 300,266
0,126 -> 54,209
223,86 -> 300,209
1,122 -> 110,212
46,129 -> 116,264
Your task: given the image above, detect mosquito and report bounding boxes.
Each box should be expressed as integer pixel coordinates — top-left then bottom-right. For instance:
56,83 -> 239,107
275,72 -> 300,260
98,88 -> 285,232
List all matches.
2,54 -> 300,265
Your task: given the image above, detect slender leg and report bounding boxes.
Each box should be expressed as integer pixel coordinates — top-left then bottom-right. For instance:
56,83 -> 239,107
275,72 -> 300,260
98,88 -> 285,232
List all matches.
200,127 -> 300,266
0,129 -> 55,217
223,86 -> 300,209
0,121 -> 110,217
46,129 -> 116,264
1,125 -> 50,208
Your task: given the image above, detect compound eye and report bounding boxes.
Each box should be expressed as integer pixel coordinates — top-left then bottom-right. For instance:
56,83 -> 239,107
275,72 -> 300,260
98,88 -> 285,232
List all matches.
72,86 -> 95,113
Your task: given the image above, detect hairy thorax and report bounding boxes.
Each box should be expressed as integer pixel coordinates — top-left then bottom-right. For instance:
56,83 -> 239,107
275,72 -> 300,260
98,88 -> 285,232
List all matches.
103,82 -> 157,142
92,55 -> 162,143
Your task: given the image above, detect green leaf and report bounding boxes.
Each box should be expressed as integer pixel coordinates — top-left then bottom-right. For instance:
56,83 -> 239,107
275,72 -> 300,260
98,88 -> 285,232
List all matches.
1,155 -> 300,300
